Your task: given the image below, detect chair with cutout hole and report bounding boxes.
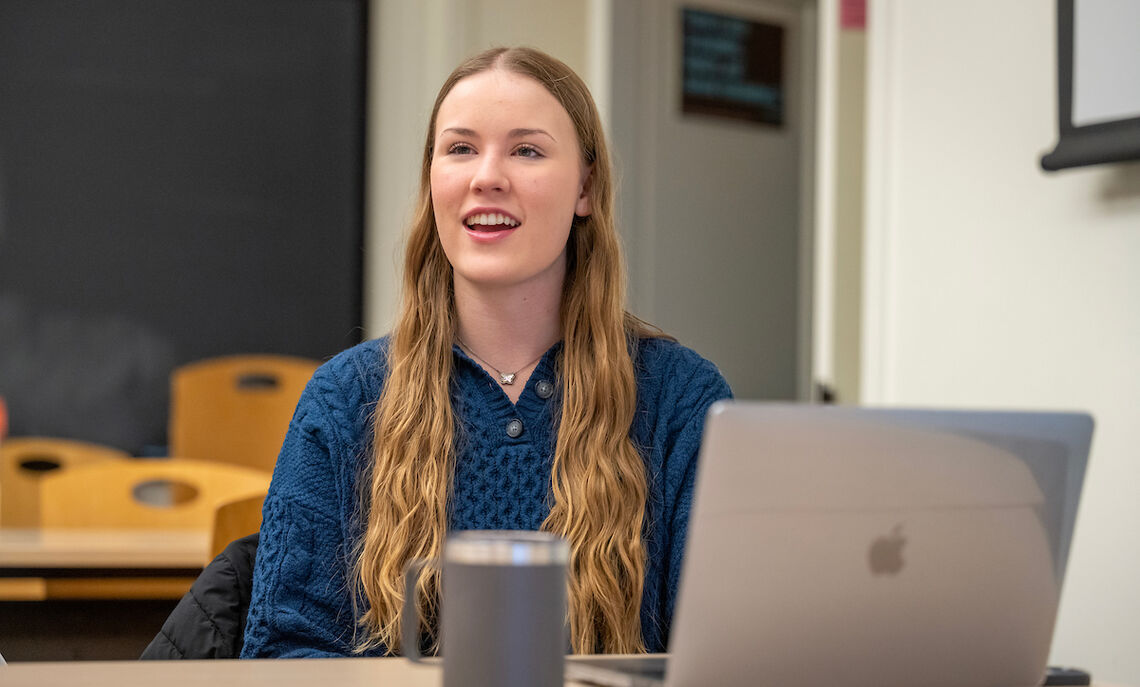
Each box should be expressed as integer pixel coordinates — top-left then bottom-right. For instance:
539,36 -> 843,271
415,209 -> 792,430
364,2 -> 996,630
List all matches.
169,355 -> 320,473
38,457 -> 271,532
0,437 -> 131,527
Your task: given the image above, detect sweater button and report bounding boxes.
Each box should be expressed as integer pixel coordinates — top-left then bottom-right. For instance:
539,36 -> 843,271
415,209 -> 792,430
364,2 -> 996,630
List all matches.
535,380 -> 554,399
505,418 -> 524,438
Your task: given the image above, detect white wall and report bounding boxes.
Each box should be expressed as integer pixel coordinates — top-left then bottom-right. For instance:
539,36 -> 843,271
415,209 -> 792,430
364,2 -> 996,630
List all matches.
831,22 -> 866,402
863,2 -> 1140,683
367,0 -> 463,338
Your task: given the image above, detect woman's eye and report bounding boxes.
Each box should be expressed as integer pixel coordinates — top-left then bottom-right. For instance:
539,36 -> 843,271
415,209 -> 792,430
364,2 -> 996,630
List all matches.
514,145 -> 543,159
447,143 -> 475,155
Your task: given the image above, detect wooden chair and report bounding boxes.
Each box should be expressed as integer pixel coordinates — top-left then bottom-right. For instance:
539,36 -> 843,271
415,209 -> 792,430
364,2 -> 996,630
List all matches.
209,492 -> 266,561
0,437 -> 130,527
38,457 -> 271,531
19,458 -> 268,601
169,354 -> 319,472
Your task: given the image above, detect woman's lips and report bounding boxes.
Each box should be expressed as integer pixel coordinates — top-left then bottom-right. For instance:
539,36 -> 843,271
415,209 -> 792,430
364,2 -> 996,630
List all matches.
463,224 -> 518,243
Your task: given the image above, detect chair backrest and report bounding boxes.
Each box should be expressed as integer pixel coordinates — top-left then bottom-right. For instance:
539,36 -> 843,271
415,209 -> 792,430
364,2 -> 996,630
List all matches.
1,437 -> 131,526
39,457 -> 271,530
210,493 -> 266,561
169,355 -> 319,472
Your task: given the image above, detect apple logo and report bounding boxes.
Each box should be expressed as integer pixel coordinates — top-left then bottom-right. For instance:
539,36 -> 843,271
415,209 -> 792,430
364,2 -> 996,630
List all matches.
869,524 -> 906,575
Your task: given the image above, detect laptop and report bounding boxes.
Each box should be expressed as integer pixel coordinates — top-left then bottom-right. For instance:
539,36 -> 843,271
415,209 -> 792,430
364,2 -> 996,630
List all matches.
567,402 -> 1093,687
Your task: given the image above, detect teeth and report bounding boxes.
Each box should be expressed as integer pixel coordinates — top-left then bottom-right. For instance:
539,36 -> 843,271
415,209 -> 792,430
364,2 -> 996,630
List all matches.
465,213 -> 519,228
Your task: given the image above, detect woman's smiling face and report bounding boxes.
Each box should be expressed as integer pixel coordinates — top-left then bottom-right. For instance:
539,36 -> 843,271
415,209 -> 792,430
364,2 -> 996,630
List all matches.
430,68 -> 591,294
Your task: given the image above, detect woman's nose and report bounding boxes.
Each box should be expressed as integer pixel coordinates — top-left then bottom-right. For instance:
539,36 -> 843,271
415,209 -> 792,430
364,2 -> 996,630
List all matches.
471,155 -> 509,193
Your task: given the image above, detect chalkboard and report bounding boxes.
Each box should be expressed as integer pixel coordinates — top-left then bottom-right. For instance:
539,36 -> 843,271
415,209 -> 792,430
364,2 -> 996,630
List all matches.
0,0 -> 366,453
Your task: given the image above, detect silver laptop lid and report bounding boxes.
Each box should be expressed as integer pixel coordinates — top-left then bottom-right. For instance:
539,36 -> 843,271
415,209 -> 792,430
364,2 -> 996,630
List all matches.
667,403 -> 1093,687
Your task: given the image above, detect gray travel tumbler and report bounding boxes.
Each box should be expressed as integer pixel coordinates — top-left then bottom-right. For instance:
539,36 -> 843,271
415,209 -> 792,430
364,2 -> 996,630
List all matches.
403,530 -> 569,687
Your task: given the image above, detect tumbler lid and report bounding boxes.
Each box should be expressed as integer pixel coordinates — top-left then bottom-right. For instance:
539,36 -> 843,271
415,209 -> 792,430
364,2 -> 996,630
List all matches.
445,530 -> 569,565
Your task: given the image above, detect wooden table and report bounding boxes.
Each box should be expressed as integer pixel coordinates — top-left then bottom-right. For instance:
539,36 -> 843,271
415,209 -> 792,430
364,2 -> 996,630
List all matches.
0,527 -> 210,661
0,657 -> 596,687
0,528 -> 208,600
2,658 -> 443,687
0,656 -> 1124,687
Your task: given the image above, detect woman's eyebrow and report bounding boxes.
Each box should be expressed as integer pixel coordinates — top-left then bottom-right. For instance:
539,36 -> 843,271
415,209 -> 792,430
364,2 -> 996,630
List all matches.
440,127 -> 478,138
439,126 -> 556,142
509,128 -> 555,142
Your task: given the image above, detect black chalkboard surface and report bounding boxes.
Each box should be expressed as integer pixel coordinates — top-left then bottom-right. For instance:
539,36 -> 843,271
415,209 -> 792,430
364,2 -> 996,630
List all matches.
0,0 -> 366,453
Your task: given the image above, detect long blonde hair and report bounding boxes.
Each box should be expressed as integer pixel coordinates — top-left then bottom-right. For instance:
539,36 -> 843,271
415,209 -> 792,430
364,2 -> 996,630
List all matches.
353,46 -> 655,655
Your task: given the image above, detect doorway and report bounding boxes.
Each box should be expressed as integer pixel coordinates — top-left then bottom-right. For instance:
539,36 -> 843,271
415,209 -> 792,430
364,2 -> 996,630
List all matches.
609,0 -> 817,400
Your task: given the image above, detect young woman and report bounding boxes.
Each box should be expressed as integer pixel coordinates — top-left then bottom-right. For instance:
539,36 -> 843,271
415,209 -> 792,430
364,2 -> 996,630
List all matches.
241,46 -> 732,658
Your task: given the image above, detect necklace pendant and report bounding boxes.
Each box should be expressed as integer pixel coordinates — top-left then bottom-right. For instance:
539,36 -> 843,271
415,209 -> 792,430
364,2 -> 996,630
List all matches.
499,372 -> 516,385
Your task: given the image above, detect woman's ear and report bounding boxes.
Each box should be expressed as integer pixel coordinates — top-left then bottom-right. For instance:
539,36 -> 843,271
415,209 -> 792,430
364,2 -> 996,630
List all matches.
575,166 -> 593,217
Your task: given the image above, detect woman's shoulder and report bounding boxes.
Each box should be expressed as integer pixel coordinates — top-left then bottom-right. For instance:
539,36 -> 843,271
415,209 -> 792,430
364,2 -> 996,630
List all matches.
299,337 -> 389,419
633,335 -> 732,403
634,335 -> 722,379
315,337 -> 389,382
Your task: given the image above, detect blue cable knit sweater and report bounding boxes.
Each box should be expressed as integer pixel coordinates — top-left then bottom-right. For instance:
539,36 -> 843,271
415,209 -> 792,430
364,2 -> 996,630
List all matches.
240,336 -> 731,658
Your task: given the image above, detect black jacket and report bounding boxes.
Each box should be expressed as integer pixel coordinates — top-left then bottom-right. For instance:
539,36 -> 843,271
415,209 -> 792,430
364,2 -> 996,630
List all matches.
140,533 -> 259,659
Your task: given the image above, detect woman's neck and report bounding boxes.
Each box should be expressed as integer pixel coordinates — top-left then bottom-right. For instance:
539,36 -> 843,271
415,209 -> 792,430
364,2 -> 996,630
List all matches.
453,279 -> 562,396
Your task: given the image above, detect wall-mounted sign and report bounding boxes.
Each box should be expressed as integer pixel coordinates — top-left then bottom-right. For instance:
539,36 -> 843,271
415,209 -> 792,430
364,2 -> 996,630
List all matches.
682,7 -> 785,126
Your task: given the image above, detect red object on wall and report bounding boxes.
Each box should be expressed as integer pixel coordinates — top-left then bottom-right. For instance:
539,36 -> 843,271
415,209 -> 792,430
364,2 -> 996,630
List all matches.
0,396 -> 8,440
841,0 -> 866,30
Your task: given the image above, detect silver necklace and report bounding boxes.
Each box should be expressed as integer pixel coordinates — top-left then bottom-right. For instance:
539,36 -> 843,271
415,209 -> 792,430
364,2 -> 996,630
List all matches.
456,337 -> 545,386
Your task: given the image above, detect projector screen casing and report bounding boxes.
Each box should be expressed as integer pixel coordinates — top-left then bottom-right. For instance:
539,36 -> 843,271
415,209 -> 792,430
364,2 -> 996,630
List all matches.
1042,0 -> 1140,171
